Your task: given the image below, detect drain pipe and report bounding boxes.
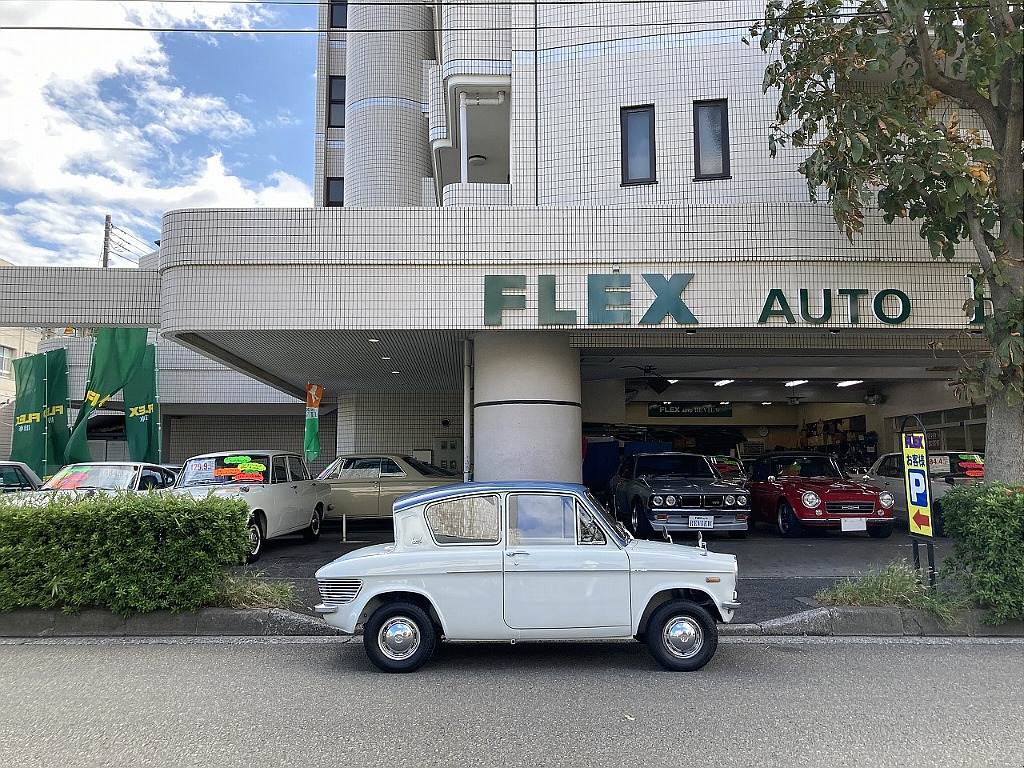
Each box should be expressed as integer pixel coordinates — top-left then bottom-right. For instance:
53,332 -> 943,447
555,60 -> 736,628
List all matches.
460,91 -> 506,184
463,338 -> 473,481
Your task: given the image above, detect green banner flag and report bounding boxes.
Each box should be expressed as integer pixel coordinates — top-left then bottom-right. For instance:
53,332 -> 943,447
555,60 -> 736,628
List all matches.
65,327 -> 150,464
43,348 -> 71,476
123,344 -> 161,463
10,353 -> 46,477
304,383 -> 323,462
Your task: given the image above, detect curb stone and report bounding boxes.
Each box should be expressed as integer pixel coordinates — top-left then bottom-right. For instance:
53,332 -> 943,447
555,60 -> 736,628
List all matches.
2,606 -> 1022,639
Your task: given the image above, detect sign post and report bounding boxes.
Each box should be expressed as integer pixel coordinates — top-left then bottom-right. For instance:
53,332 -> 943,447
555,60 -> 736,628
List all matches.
899,416 -> 936,587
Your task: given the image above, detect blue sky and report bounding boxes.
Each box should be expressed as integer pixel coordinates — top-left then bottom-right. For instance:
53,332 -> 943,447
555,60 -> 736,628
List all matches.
0,1 -> 317,267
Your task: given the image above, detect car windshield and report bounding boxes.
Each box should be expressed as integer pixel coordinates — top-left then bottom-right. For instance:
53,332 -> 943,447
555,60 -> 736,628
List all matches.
178,454 -> 271,486
773,456 -> 843,479
635,454 -> 716,479
931,453 -> 984,478
585,490 -> 633,544
43,464 -> 137,490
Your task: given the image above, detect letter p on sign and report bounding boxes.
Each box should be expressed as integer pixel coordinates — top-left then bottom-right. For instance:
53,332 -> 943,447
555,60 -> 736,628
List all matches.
908,469 -> 928,507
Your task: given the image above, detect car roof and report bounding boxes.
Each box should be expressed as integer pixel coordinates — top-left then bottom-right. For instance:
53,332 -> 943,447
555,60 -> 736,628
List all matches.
0,460 -> 44,484
183,450 -> 295,459
394,480 -> 591,512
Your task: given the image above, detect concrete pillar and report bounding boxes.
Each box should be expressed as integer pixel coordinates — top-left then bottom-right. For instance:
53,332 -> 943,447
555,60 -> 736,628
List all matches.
473,331 -> 582,482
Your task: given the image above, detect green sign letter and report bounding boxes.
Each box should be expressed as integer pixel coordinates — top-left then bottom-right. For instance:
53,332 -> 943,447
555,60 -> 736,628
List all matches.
538,275 -> 577,325
484,275 -> 526,326
588,274 -> 631,325
640,274 -> 698,325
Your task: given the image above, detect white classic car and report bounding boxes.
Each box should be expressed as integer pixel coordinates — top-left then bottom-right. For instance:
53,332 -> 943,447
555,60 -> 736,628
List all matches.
174,450 -> 333,562
316,481 -> 740,673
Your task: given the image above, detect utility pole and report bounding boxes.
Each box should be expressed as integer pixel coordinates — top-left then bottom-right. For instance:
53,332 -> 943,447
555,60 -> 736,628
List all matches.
101,214 -> 111,268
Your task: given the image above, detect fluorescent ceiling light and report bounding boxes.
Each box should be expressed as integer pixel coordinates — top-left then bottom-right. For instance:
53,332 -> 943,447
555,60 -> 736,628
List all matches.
784,380 -> 808,387
714,379 -> 734,387
667,379 -> 679,384
761,401 -> 772,405
836,380 -> 863,388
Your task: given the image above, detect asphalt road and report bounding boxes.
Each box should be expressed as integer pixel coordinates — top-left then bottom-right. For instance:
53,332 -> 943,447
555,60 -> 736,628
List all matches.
240,519 -> 954,624
1,636 -> 1021,767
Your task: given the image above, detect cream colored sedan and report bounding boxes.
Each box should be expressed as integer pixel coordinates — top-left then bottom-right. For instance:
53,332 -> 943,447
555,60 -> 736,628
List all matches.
317,454 -> 459,520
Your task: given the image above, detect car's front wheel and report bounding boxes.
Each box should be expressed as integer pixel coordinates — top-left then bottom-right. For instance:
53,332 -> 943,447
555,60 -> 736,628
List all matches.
777,501 -> 803,538
302,509 -> 322,542
630,501 -> 653,539
644,599 -> 718,671
867,521 -> 894,539
246,517 -> 265,564
364,601 -> 437,673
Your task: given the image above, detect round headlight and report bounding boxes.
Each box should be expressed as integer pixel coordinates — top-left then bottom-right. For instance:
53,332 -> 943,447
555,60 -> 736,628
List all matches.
664,495 -> 677,507
879,491 -> 894,509
801,491 -> 821,509
652,495 -> 664,507
724,494 -> 736,506
736,494 -> 749,506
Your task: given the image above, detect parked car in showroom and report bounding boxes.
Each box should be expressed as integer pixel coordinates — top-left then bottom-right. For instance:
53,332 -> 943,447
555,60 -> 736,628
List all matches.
316,453 -> 459,521
174,450 -> 332,562
746,451 -> 895,538
315,481 -> 739,673
40,461 -> 177,492
862,451 -> 984,535
0,460 -> 44,492
608,452 -> 750,539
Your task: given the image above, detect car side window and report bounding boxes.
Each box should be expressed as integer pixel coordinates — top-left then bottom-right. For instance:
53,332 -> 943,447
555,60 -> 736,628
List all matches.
508,494 -> 576,546
272,457 -> 289,484
578,508 -> 606,545
380,459 -> 405,477
1,466 -> 30,491
340,458 -> 381,479
425,494 -> 500,544
751,461 -> 768,482
288,457 -> 310,481
879,456 -> 902,477
139,470 -> 161,490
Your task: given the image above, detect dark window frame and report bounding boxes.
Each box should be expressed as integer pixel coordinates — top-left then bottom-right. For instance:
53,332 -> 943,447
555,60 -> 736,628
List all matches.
693,99 -> 731,180
328,75 -> 346,128
620,104 -> 657,186
329,1 -> 348,28
325,177 -> 344,207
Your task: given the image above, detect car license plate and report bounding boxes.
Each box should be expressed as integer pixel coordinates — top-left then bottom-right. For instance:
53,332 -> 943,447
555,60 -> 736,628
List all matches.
841,518 -> 867,531
689,515 -> 714,530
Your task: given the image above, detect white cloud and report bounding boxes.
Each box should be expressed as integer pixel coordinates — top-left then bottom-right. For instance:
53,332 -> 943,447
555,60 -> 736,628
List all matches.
0,1 -> 313,267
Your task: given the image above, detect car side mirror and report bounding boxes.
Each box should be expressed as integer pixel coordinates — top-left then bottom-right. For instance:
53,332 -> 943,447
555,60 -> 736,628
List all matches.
767,475 -> 776,483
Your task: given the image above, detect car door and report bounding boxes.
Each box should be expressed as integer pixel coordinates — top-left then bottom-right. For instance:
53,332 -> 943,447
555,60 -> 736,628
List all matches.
503,492 -> 631,632
266,455 -> 299,534
871,455 -> 907,516
746,457 -> 776,521
323,457 -> 382,518
287,455 -> 318,527
376,457 -> 427,516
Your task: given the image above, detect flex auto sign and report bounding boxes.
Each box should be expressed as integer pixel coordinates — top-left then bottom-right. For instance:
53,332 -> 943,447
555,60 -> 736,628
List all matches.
483,274 -> 930,327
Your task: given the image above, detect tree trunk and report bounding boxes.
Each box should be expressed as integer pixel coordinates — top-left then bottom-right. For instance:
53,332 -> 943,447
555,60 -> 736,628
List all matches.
985,393 -> 1024,485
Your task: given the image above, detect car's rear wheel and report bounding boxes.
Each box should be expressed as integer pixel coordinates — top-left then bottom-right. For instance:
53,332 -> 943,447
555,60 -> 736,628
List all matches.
777,502 -> 803,538
630,501 -> 654,539
644,599 -> 718,672
364,601 -> 437,673
302,509 -> 322,542
246,517 -> 265,564
867,521 -> 894,539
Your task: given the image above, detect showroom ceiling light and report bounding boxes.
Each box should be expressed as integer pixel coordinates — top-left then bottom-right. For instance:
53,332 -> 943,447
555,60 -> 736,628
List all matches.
714,379 -> 734,387
836,380 -> 863,387
368,338 -> 380,343
667,379 -> 679,384
761,401 -> 772,405
784,380 -> 808,387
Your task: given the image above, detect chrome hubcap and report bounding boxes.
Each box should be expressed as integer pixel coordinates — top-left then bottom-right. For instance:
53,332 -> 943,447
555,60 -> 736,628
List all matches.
310,513 -> 320,534
248,524 -> 261,553
662,615 -> 703,659
379,617 -> 420,660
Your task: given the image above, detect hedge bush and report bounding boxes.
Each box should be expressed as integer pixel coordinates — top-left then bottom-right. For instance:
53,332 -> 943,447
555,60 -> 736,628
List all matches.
0,491 -> 250,615
940,484 -> 1024,624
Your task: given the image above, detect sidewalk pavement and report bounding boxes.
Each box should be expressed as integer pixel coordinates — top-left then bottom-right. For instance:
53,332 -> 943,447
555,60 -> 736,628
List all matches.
1,605 -> 1022,640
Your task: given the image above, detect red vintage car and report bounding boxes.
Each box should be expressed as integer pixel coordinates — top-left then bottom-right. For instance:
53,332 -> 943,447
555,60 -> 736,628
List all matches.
746,451 -> 895,538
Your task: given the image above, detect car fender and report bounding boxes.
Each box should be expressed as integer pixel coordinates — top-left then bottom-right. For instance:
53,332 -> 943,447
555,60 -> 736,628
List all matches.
340,582 -> 448,636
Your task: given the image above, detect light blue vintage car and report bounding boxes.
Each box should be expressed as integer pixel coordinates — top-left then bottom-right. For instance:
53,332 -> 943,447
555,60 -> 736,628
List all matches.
316,481 -> 740,672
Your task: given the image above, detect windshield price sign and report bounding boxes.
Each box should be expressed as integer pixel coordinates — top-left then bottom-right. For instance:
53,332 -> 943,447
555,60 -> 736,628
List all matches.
901,431 -> 933,537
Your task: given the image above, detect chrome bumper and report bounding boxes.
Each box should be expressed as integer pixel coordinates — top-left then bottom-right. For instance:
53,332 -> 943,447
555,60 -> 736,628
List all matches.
314,603 -> 338,615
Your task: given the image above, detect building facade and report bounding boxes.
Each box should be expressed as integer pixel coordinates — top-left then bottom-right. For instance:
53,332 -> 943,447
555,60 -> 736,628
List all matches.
1,2 -> 987,478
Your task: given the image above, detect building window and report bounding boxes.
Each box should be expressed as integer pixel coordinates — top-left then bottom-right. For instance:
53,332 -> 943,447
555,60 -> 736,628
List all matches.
328,76 -> 346,128
0,345 -> 12,377
330,1 -> 348,28
694,99 -> 730,179
325,177 -> 344,206
620,105 -> 656,185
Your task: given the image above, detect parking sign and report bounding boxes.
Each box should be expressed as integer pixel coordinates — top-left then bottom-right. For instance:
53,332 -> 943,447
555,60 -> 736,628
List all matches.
901,431 -> 933,537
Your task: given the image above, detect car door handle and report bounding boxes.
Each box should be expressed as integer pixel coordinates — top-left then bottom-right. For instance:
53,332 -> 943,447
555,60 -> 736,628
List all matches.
505,550 -> 530,557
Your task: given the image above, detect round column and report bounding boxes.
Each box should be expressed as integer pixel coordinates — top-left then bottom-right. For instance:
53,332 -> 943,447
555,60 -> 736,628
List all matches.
473,331 -> 582,483
344,2 -> 433,207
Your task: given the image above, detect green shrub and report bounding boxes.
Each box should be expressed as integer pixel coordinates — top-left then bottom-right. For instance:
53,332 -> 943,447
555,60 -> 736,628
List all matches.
0,491 -> 250,615
815,561 -> 971,623
940,484 -> 1024,624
